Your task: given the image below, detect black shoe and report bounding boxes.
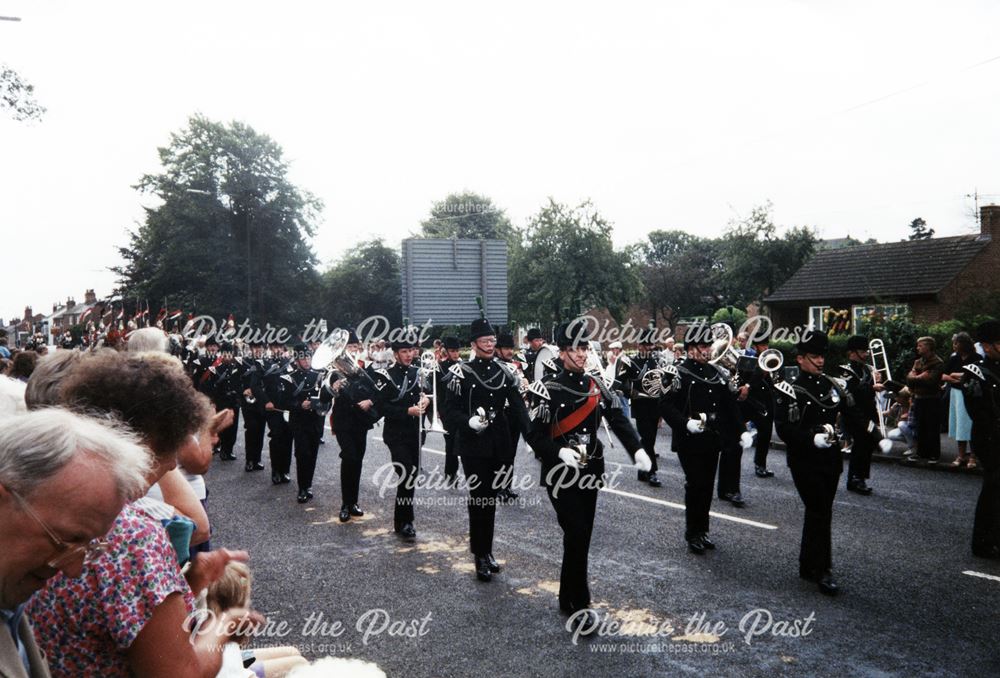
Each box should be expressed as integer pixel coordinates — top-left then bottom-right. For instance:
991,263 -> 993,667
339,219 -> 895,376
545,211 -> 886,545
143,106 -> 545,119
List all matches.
646,472 -> 662,488
474,556 -> 493,582
319,438 -> 326,445
297,488 -> 313,504
339,506 -> 351,522
972,543 -> 1000,560
755,466 -> 774,478
280,474 -> 291,484
245,462 -> 265,472
799,566 -> 819,582
348,504 -> 364,517
271,472 -> 283,485
569,609 -> 600,637
818,571 -> 839,596
637,470 -> 649,482
721,492 -> 746,508
847,479 -> 873,495
396,522 -> 416,541
485,553 -> 501,573
219,451 -> 237,461
699,533 -> 716,550
687,536 -> 706,555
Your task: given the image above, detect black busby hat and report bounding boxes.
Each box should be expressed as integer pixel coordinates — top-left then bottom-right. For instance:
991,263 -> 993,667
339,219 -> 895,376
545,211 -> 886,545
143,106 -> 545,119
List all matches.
497,333 -> 515,349
470,318 -> 496,342
977,320 -> 1000,344
846,335 -> 869,352
346,328 -> 360,344
219,341 -> 234,353
442,335 -> 461,350
796,330 -> 829,356
525,327 -> 543,341
682,321 -> 714,348
553,321 -> 588,350
292,342 -> 311,356
204,335 -> 220,347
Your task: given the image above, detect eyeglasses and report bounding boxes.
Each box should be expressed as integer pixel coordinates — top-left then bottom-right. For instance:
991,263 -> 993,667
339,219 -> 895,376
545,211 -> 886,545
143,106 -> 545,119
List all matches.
7,487 -> 110,569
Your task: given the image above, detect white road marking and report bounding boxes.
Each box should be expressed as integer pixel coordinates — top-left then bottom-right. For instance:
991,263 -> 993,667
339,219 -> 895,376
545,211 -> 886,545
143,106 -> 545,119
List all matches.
376,439 -> 779,531
963,570 -> 1000,583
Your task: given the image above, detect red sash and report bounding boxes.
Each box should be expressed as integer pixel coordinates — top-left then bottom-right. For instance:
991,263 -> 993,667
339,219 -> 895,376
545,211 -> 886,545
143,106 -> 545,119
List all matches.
550,391 -> 600,438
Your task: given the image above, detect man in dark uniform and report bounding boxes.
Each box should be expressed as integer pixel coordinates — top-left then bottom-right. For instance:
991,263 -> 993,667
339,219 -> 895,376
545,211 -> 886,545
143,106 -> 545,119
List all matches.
960,321 -> 1000,560
436,336 -> 463,485
743,336 -> 777,478
660,322 -> 752,554
441,318 -> 530,581
522,328 -> 546,382
525,321 -> 651,634
284,343 -> 332,503
330,329 -> 379,522
263,340 -> 294,485
631,330 -> 665,487
371,332 -> 428,541
206,341 -> 243,461
774,331 -> 864,595
241,340 -> 269,472
837,335 -> 893,494
495,331 -> 528,502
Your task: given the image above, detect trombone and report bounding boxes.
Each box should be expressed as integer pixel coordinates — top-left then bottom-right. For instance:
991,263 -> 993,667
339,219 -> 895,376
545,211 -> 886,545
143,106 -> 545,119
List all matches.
868,338 -> 892,438
418,350 -> 448,437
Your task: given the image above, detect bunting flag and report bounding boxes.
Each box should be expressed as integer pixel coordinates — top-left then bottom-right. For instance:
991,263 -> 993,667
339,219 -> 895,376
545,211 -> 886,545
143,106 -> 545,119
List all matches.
79,307 -> 93,323
168,309 -> 183,321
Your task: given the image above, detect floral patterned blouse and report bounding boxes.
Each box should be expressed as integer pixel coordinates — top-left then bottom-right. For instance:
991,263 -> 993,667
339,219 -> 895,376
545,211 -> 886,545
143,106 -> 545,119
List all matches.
27,502 -> 195,677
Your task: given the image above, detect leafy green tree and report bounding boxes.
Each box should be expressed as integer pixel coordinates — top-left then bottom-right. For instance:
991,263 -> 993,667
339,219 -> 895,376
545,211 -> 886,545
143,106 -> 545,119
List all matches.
720,202 -> 817,306
322,238 -> 401,326
632,230 -> 723,329
115,115 -> 322,326
0,65 -> 45,122
509,199 -> 641,324
907,217 -> 935,241
419,192 -> 518,245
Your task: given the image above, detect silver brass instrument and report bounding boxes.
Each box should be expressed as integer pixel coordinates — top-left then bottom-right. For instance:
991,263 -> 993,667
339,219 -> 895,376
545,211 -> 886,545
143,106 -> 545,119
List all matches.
419,350 -> 447,436
533,344 -> 559,382
868,338 -> 892,438
757,348 -> 784,374
709,323 -> 744,391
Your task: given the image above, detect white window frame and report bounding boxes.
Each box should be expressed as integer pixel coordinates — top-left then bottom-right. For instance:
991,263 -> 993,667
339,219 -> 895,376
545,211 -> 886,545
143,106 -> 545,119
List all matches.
851,304 -> 910,332
808,305 -> 830,332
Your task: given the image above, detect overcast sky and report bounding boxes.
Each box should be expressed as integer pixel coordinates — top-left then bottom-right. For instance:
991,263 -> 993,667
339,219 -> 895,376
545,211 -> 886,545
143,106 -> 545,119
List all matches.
2,0 -> 999,322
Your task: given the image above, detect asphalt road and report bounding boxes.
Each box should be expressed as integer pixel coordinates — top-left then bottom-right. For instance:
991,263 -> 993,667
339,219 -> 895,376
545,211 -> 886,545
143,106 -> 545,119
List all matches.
205,423 -> 1000,678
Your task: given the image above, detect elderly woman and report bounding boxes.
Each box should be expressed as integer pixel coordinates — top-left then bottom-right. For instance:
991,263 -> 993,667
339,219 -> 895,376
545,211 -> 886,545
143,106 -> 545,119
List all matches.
27,352 -> 249,677
943,332 -> 979,469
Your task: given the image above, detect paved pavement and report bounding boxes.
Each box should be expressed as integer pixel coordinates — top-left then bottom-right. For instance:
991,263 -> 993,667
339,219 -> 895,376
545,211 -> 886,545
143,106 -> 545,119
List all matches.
206,424 -> 1000,678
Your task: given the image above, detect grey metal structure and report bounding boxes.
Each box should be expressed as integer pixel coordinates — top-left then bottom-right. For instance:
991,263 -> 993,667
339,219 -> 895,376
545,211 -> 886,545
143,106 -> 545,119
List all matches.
401,238 -> 508,325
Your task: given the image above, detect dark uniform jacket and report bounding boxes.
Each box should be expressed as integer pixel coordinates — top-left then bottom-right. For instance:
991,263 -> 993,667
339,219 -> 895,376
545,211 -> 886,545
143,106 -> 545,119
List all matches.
525,368 -> 642,488
286,366 -> 333,425
837,359 -> 878,427
659,358 -> 745,452
330,365 -> 380,432
241,355 -> 269,412
961,355 -> 999,453
372,362 -> 423,445
441,356 -> 530,458
774,371 -> 862,467
740,362 -> 776,422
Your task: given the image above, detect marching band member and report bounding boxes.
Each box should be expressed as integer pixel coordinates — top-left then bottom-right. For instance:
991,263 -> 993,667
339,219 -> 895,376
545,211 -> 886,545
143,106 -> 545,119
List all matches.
525,322 -> 651,634
742,334 -> 777,479
371,332 -> 427,541
241,339 -> 269,472
774,331 -> 865,595
660,323 -> 751,554
960,321 -> 1000,560
838,335 -> 893,495
436,336 -> 463,485
522,328 -> 546,382
441,318 -> 530,581
286,343 -> 333,503
495,332 -> 528,502
263,340 -> 294,485
631,330 -> 664,487
206,341 -> 243,461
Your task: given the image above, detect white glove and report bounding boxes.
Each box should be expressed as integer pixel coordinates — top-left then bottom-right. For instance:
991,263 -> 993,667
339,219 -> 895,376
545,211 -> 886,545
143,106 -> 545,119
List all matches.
634,449 -> 653,472
878,438 -> 893,454
468,416 -> 488,433
686,419 -> 704,434
813,433 -> 833,449
558,447 -> 583,469
740,431 -> 755,449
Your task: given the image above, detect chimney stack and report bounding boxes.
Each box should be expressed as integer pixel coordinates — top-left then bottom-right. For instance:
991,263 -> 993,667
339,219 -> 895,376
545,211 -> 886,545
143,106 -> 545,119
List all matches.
84,289 -> 96,304
981,204 -> 1000,239
24,306 -> 31,321
66,297 -> 75,309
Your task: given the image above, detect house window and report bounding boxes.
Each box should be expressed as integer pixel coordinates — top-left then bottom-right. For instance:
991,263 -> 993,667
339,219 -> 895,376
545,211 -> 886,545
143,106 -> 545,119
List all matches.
808,306 -> 830,332
851,304 -> 910,332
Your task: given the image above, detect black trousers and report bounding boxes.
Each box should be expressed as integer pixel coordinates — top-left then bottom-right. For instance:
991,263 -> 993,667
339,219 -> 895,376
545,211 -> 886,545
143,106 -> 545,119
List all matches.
291,415 -> 323,491
337,427 -> 368,507
546,483 -> 598,613
913,397 -> 941,460
461,455 -> 503,556
217,404 -> 240,455
266,411 -> 293,475
846,423 -> 875,482
789,456 -> 842,574
444,429 -> 459,478
243,406 -> 266,464
631,398 -> 660,474
498,422 -> 520,492
973,441 -> 1000,549
716,440 -> 742,497
677,445 -> 721,539
750,414 -> 774,468
387,438 -> 420,527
